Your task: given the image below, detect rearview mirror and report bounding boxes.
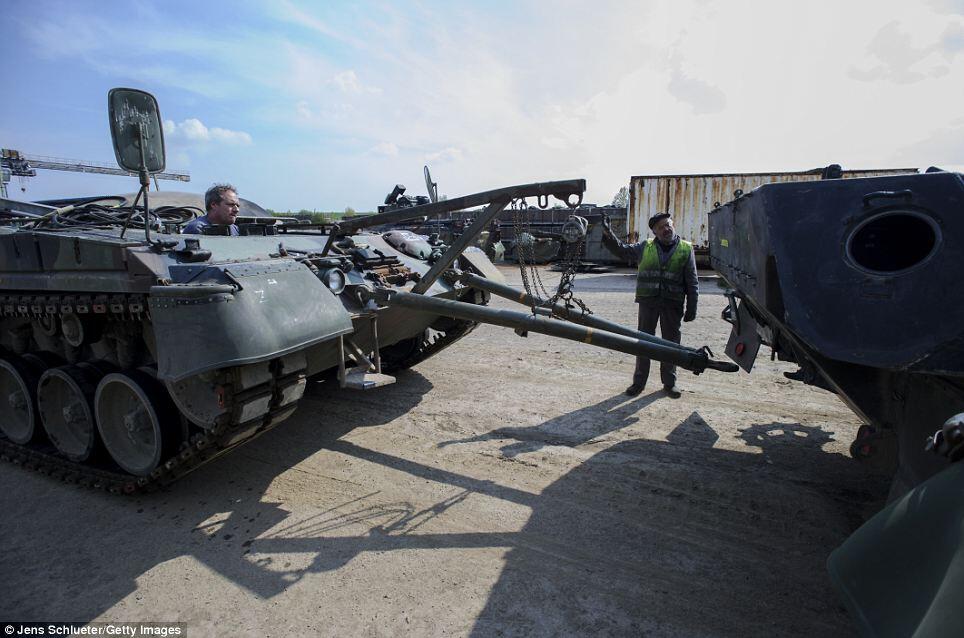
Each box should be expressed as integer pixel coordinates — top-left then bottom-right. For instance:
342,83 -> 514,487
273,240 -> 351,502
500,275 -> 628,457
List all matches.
107,88 -> 166,174
424,165 -> 438,203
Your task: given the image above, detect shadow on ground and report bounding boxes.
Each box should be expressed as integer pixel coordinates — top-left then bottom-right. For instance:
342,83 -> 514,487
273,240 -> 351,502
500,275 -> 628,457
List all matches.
1,379 -> 888,636
438,390 -> 661,456
0,371 -> 434,619
465,417 -> 890,636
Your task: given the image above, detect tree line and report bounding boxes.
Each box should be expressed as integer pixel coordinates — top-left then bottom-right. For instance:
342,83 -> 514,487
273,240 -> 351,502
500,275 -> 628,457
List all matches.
263,206 -> 373,224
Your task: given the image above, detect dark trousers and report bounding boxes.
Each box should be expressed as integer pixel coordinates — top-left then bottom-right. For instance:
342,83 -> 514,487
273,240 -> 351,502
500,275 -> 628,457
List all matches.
634,298 -> 684,388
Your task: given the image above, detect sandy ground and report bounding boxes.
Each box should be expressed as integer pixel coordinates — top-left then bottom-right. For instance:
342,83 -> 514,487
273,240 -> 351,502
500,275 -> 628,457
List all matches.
0,265 -> 891,637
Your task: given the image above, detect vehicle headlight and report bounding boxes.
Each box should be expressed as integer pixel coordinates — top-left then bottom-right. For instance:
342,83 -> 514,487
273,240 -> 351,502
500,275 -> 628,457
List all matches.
321,267 -> 346,294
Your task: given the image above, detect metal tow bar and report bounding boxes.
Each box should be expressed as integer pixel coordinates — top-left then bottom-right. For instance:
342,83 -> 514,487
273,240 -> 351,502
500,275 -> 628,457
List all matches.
375,289 -> 738,375
459,271 -> 684,346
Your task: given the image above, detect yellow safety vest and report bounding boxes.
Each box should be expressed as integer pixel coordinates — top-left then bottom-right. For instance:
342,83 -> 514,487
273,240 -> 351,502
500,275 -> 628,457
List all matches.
636,239 -> 692,301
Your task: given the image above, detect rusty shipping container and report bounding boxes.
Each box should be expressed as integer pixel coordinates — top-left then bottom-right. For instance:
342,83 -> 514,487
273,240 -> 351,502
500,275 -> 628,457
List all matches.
628,168 -> 919,263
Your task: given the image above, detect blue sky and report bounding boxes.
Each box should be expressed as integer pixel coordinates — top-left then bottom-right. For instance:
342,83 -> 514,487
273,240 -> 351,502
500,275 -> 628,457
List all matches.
2,0 -> 963,211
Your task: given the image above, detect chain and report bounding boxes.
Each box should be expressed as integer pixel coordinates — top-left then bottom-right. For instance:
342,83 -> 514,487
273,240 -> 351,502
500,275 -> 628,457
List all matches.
545,235 -> 592,317
510,198 -> 592,318
512,201 -> 546,309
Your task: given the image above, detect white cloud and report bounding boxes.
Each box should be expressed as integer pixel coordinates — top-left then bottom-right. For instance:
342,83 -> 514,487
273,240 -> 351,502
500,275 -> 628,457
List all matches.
667,65 -> 727,115
163,119 -> 253,145
19,10 -> 252,98
331,70 -> 381,94
897,117 -> 964,164
371,142 -> 399,156
942,22 -> 964,57
209,127 -> 253,145
333,70 -> 361,93
929,0 -> 964,14
16,0 -> 964,211
849,20 -> 957,83
257,0 -> 964,208
425,147 -> 463,163
274,0 -> 367,49
541,137 -> 571,150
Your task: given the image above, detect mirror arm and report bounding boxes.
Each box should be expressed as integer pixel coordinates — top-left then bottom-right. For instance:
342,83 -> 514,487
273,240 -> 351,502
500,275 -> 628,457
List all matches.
120,123 -> 153,244
138,123 -> 152,245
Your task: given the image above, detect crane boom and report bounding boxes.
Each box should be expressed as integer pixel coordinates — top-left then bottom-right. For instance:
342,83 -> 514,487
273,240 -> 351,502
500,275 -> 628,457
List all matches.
1,148 -> 190,196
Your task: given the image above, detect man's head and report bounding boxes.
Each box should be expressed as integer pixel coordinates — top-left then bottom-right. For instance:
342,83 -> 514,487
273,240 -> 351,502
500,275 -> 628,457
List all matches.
648,212 -> 676,244
204,183 -> 240,225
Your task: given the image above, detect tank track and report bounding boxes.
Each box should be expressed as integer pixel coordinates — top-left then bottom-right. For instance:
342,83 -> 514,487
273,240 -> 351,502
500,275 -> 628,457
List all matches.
0,290 -> 305,494
382,320 -> 478,372
0,295 -> 478,495
0,291 -> 148,319
0,370 -> 301,494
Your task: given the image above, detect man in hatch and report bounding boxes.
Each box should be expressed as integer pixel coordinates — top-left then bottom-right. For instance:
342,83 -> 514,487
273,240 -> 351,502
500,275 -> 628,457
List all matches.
601,212 -> 699,398
183,183 -> 241,235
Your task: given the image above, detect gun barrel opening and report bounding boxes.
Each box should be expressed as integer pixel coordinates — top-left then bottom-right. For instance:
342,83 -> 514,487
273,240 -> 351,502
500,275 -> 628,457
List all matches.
847,211 -> 940,274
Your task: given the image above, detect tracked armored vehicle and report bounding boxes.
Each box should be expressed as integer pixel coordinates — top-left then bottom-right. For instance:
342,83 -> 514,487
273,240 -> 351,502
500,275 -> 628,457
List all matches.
710,168 -> 964,496
0,88 -> 737,492
711,170 -> 964,634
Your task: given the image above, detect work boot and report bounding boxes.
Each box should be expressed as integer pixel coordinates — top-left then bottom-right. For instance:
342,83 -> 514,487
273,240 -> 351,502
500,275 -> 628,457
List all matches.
625,384 -> 644,397
663,385 -> 682,399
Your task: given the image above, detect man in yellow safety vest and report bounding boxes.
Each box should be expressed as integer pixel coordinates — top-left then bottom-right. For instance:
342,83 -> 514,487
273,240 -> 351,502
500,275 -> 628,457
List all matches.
601,212 -> 699,398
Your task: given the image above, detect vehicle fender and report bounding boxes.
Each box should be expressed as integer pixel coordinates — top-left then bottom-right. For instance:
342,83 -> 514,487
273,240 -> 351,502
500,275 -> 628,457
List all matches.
149,260 -> 353,380
828,461 -> 964,637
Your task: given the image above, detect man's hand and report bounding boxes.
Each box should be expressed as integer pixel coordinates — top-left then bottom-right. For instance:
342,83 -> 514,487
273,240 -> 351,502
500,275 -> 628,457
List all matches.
683,307 -> 696,322
600,214 -> 613,236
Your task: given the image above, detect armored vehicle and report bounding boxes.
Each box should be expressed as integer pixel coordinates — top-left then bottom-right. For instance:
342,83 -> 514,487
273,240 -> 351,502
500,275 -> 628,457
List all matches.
710,169 -> 964,496
711,171 -> 964,634
0,89 -> 736,493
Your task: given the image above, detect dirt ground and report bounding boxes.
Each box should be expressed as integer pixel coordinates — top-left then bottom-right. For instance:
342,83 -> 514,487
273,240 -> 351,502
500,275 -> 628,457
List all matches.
0,264 -> 891,637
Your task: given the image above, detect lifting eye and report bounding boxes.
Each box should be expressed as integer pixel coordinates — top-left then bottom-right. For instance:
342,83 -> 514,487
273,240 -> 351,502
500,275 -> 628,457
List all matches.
847,211 -> 940,275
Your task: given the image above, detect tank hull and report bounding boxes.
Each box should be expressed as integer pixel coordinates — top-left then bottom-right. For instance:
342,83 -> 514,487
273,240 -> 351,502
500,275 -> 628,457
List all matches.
0,211 -> 487,491
710,171 -> 964,495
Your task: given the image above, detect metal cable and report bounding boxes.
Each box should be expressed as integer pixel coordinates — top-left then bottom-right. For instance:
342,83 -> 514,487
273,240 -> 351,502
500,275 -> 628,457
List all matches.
29,203 -> 197,231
